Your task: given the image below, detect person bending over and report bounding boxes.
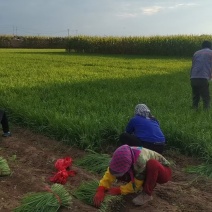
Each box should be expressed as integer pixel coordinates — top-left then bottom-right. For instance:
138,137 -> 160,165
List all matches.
119,104 -> 166,154
93,144 -> 172,207
190,40 -> 212,110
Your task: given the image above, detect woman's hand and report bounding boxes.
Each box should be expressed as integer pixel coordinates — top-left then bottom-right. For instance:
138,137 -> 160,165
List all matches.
93,186 -> 106,207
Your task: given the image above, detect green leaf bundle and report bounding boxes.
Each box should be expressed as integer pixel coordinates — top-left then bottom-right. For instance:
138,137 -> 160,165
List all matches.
75,151 -> 111,175
74,180 -> 123,212
99,195 -> 123,212
13,184 -> 72,212
0,156 -> 11,176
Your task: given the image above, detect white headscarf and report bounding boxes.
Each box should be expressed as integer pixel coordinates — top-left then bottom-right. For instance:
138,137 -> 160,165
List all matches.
134,104 -> 151,118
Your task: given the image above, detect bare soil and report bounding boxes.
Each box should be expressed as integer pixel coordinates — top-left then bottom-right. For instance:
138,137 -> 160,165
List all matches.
0,126 -> 212,212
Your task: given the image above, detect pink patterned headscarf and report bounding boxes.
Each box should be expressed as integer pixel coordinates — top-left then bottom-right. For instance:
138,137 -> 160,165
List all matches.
109,145 -> 141,185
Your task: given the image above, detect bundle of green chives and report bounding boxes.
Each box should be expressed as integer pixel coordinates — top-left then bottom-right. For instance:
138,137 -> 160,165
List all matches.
75,151 -> 111,175
0,156 -> 11,176
74,180 -> 123,212
13,184 -> 72,212
99,195 -> 123,212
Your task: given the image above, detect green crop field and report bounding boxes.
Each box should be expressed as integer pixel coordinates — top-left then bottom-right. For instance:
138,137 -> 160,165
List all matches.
0,49 -> 211,164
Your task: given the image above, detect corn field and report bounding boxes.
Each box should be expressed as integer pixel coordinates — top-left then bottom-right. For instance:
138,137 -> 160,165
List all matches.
67,35 -> 212,56
1,34 -> 212,57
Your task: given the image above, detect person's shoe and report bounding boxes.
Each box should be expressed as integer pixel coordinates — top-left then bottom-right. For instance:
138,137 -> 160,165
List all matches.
2,132 -> 12,137
132,192 -> 153,206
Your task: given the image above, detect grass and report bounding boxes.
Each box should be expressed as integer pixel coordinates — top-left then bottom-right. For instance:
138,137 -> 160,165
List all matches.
185,164 -> 212,178
0,49 -> 211,164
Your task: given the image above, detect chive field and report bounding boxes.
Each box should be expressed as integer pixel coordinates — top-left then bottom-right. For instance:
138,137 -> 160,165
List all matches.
0,49 -> 211,163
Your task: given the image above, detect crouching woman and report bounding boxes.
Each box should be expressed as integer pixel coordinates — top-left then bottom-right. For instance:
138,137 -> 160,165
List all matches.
93,144 -> 172,207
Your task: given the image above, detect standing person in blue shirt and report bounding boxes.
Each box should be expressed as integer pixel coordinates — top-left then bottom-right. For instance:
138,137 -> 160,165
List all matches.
119,104 -> 165,154
190,40 -> 212,110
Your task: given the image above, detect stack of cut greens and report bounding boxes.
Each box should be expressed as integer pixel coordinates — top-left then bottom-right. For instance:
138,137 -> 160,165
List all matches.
75,151 -> 111,175
99,195 -> 124,212
0,156 -> 11,176
74,180 -> 123,212
13,184 -> 72,212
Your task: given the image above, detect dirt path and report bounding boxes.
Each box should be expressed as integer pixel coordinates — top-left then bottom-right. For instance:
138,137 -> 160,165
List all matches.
0,126 -> 212,212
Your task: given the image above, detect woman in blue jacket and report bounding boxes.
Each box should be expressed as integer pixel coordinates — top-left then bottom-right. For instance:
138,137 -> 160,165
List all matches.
119,104 -> 165,154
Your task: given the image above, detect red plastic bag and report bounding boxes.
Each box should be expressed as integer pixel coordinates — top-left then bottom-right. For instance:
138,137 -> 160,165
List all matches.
55,157 -> 73,170
50,157 -> 76,184
50,169 -> 69,184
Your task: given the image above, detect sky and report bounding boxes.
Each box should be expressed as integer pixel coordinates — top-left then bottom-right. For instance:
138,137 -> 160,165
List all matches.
0,0 -> 212,37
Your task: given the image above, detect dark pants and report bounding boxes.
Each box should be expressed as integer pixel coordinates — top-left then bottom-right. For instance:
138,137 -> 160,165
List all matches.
191,78 -> 210,109
119,133 -> 165,154
0,110 -> 9,133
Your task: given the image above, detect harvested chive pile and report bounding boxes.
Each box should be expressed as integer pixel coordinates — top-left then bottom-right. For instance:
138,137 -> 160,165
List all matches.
73,180 -> 99,206
74,180 -> 123,212
99,195 -> 124,212
0,156 -> 11,176
75,151 -> 111,175
13,184 -> 72,212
